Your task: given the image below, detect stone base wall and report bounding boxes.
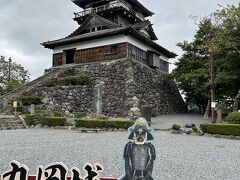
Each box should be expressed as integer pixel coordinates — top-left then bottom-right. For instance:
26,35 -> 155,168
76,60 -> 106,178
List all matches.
131,61 -> 187,115
0,59 -> 186,117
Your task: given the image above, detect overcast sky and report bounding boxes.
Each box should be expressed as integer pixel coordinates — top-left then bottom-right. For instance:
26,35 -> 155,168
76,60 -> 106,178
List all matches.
0,0 -> 239,80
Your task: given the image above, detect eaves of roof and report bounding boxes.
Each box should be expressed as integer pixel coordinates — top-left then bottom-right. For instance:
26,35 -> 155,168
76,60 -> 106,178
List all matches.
41,27 -> 176,58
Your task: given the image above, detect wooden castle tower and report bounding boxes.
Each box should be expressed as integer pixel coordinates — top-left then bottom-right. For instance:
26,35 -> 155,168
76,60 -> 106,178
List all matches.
42,0 -> 176,73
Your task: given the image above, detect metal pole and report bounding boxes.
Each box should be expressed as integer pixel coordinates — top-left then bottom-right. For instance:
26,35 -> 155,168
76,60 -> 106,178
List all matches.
210,52 -> 216,123
8,57 -> 12,83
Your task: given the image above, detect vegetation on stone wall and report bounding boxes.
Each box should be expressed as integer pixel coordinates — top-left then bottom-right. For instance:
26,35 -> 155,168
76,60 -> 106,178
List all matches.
43,74 -> 91,87
64,74 -> 90,85
200,123 -> 240,136
75,119 -> 134,129
20,96 -> 41,106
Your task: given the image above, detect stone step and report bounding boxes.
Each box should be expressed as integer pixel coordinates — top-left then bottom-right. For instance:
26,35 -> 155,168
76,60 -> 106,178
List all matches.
0,116 -> 25,130
0,127 -> 14,130
1,121 -> 23,124
0,126 -> 25,130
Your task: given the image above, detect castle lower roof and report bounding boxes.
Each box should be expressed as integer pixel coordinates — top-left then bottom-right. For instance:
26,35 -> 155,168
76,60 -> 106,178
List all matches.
41,27 -> 176,58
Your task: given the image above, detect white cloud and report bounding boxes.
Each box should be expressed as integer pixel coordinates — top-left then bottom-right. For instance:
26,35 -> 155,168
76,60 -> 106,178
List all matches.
0,0 -> 239,78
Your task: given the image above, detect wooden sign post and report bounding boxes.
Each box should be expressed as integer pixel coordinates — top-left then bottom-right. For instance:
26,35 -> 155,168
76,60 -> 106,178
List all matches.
12,101 -> 18,115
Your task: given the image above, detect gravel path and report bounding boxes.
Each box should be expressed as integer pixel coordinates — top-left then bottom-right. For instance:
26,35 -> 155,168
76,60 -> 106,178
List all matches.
0,129 -> 240,180
152,113 -> 210,129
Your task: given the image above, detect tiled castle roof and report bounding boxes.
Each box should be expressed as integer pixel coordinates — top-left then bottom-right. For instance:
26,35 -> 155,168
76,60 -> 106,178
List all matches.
42,27 -> 176,58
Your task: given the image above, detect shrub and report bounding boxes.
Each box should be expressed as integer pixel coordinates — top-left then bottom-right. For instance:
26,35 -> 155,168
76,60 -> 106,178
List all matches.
225,112 -> 240,124
200,123 -> 240,136
200,124 -> 207,133
75,119 -> 134,129
20,96 -> 41,106
34,110 -> 49,117
52,111 -> 63,117
192,126 -> 198,132
25,114 -> 39,126
172,124 -> 181,130
43,74 -> 90,87
64,74 -> 90,86
42,117 -> 67,127
43,79 -> 58,87
74,112 -> 86,118
151,110 -> 158,117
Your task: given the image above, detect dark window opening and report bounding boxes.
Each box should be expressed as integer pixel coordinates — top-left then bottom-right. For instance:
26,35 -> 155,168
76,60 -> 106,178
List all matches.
105,45 -> 118,55
97,26 -> 102,31
111,45 -> 118,54
65,49 -> 75,64
91,28 -> 96,32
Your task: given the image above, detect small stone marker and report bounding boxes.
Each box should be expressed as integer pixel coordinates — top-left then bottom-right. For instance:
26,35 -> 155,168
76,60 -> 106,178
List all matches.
78,128 -> 101,133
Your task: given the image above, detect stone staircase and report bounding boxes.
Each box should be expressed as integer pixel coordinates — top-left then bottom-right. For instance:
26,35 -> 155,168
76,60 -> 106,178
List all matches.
0,65 -> 75,113
0,67 -> 61,99
0,115 -> 26,130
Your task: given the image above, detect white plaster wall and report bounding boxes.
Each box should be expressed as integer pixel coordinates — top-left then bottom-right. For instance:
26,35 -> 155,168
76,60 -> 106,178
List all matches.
126,36 -> 169,61
53,34 -> 169,61
53,35 -> 128,54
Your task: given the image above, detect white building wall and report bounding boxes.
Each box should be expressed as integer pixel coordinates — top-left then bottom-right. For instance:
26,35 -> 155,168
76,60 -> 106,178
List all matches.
53,34 -> 169,61
126,36 -> 169,61
53,35 -> 127,54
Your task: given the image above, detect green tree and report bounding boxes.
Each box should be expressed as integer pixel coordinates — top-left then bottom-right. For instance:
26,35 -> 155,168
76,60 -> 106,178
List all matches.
0,56 -> 30,95
173,4 -> 240,116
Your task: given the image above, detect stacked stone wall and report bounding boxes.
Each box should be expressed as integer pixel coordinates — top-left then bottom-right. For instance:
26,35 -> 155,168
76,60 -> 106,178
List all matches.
0,59 -> 186,117
130,61 -> 187,115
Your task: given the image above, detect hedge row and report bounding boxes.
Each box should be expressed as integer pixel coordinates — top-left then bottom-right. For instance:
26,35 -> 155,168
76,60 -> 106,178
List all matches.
75,119 -> 134,129
25,114 -> 66,127
200,123 -> 240,136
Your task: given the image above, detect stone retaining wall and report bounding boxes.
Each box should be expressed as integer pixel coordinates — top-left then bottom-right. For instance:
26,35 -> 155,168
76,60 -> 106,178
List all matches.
0,59 -> 186,117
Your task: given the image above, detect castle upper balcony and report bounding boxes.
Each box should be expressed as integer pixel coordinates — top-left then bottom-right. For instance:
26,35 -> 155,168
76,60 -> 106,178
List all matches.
74,0 -> 145,22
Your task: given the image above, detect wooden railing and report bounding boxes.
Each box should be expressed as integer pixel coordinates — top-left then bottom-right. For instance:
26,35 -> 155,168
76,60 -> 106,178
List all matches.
74,0 -> 144,20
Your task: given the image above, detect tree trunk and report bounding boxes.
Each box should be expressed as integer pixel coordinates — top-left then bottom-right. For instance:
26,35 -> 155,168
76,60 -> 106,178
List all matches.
233,90 -> 240,112
204,98 -> 211,119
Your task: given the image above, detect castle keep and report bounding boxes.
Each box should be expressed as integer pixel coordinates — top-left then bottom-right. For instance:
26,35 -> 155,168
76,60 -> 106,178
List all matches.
42,0 -> 175,73
0,0 -> 186,116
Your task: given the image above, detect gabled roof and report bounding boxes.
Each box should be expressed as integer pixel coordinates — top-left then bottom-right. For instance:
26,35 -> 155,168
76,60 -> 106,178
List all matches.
68,12 -> 119,37
72,0 -> 154,17
41,27 -> 176,58
133,20 -> 158,40
126,0 -> 154,17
